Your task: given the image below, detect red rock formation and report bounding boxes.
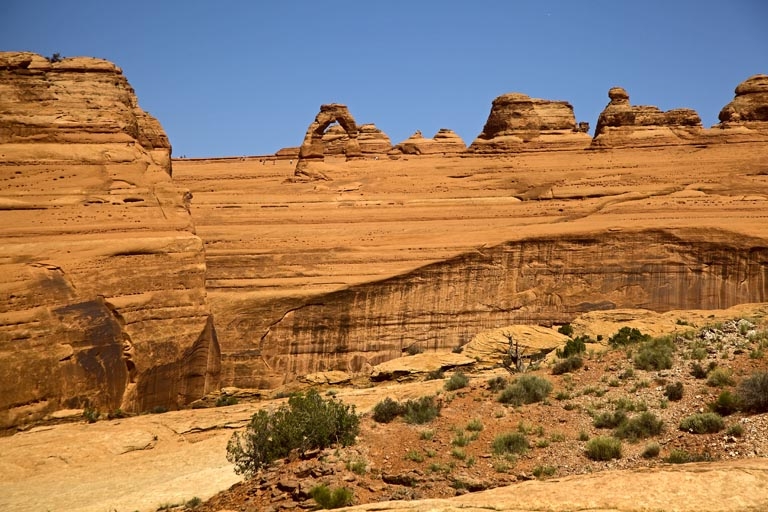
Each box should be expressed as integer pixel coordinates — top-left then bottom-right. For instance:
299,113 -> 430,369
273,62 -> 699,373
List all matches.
294,104 -> 363,179
470,93 -> 590,152
0,52 -> 219,430
392,129 -> 467,155
719,74 -> 768,124
321,123 -> 392,155
591,87 -> 702,147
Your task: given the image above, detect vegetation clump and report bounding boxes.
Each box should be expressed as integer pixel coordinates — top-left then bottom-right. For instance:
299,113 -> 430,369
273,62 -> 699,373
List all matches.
402,396 -> 442,424
372,397 -> 403,423
444,371 -> 469,391
226,389 -> 359,476
556,335 -> 590,358
633,336 -> 676,370
486,375 -> 508,392
613,412 -> 664,441
679,412 -> 725,434
309,484 -> 354,509
709,390 -> 740,416
585,436 -> 622,461
551,355 -> 583,375
492,432 -> 529,455
609,327 -> 650,347
737,371 -> 768,412
498,375 -> 553,406
664,382 -> 684,401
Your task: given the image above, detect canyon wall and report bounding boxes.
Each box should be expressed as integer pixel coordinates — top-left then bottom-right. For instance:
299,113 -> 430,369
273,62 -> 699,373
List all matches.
213,230 -> 768,388
0,52 -> 219,430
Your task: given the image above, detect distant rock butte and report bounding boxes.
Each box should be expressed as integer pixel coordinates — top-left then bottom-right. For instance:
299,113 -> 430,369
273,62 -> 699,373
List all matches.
392,128 -> 467,155
0,52 -> 219,431
322,122 -> 393,155
591,86 -> 703,147
470,92 -> 591,152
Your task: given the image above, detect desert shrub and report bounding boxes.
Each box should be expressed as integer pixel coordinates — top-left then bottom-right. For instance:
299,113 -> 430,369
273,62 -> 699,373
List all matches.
552,355 -> 583,375
310,484 -> 354,509
466,418 -> 483,432
346,458 -> 367,475
486,376 -> 508,392
425,368 -> 445,380
402,396 -> 441,424
150,405 -> 168,414
498,375 -> 553,406
664,382 -> 684,401
492,432 -> 529,455
609,327 -> 650,347
556,335 -> 589,358
593,410 -> 628,429
737,371 -> 768,412
642,442 -> 661,459
532,465 -> 556,478
226,389 -> 359,476
185,497 -> 202,509
679,412 -> 725,434
452,430 -> 470,447
557,323 -> 574,337
107,408 -> 128,420
444,371 -> 469,391
690,362 -> 708,379
404,449 -> 424,462
82,407 -> 100,423
665,449 -> 713,464
726,423 -> 744,437
404,344 -> 424,356
707,368 -> 735,387
585,436 -> 622,461
709,390 -> 740,416
48,52 -> 63,63
216,395 -> 238,407
633,337 -> 675,371
613,412 -> 664,441
372,397 -> 404,423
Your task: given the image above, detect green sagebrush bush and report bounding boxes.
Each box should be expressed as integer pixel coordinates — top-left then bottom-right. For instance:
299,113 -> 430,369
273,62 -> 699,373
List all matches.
609,327 -> 650,347
226,389 -> 359,476
633,336 -> 676,371
310,484 -> 354,509
737,371 -> 768,412
679,412 -> 725,434
498,375 -> 553,406
585,436 -> 622,461
444,371 -> 469,391
372,397 -> 404,423
551,355 -> 583,375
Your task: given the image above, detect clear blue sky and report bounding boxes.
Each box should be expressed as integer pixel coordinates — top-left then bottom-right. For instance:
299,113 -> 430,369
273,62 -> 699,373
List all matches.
2,1 -> 766,157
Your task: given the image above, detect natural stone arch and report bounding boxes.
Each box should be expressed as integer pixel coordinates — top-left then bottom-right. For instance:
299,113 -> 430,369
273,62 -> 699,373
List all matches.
296,103 -> 362,164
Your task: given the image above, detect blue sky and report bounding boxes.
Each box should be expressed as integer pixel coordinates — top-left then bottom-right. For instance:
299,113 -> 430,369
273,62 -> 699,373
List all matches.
2,1 -> 766,157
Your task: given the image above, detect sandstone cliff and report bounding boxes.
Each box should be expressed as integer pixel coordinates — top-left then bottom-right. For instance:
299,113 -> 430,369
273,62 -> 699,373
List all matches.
322,123 -> 392,155
591,86 -> 703,147
0,52 -> 219,430
392,129 -> 467,155
469,92 -> 590,152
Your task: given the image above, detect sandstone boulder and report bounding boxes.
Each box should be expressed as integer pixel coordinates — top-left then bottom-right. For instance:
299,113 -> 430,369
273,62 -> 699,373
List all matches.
592,86 -> 703,147
470,92 -> 591,152
0,52 -> 219,431
392,129 -> 466,155
719,74 -> 768,124
461,325 -> 569,369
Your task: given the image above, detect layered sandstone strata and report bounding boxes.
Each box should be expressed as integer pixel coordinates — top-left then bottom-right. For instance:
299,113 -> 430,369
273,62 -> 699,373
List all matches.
712,74 -> 768,142
591,87 -> 703,147
392,129 -> 467,155
469,92 -> 590,152
0,52 -> 219,430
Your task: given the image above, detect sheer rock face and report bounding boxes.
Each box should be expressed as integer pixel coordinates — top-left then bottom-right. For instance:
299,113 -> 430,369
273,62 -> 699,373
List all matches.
0,52 -> 219,430
393,129 -> 467,155
592,87 -> 703,147
470,93 -> 591,152
216,231 -> 768,389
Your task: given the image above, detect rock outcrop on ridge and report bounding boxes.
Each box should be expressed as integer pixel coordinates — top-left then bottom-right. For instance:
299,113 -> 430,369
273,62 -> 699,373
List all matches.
322,122 -> 392,155
469,92 -> 591,152
294,103 -> 363,179
0,52 -> 219,430
719,74 -> 768,124
591,86 -> 703,147
392,128 -> 467,155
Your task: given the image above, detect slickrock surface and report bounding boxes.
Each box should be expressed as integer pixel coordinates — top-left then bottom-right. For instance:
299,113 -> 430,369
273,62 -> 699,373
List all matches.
393,129 -> 467,155
174,140 -> 768,391
469,92 -> 591,152
591,86 -> 703,147
0,52 -> 219,430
